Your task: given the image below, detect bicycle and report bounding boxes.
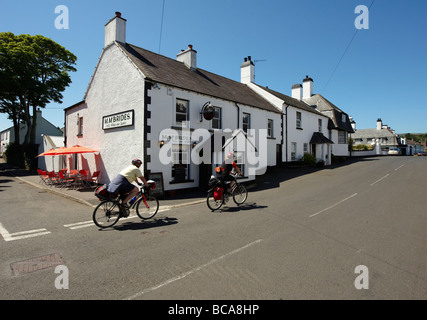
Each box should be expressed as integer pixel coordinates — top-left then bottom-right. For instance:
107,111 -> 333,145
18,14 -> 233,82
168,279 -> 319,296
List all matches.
93,180 -> 159,228
206,173 -> 248,211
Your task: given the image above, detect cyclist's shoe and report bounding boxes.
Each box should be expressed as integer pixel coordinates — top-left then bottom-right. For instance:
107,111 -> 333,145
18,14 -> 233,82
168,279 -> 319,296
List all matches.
120,203 -> 130,217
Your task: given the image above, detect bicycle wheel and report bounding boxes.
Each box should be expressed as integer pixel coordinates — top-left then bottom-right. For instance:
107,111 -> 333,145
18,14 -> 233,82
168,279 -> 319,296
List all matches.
207,190 -> 224,211
136,195 -> 159,220
232,184 -> 248,205
93,200 -> 121,228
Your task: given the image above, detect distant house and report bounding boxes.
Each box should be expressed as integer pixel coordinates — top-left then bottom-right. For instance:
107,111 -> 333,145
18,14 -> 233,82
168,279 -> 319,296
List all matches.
0,109 -> 63,156
352,118 -> 401,152
301,80 -> 355,157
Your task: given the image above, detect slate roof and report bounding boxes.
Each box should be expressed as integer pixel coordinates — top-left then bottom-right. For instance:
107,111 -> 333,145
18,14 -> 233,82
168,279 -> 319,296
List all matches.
310,132 -> 334,144
304,94 -> 354,133
253,84 -> 326,116
117,43 -> 281,115
352,128 -> 399,146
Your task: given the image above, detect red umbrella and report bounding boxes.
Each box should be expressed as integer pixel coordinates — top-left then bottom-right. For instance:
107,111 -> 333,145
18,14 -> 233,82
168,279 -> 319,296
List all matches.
59,145 -> 98,154
36,147 -> 68,157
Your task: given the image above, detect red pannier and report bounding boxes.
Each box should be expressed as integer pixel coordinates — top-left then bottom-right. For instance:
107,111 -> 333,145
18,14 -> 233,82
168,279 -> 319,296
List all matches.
94,184 -> 118,201
213,187 -> 224,201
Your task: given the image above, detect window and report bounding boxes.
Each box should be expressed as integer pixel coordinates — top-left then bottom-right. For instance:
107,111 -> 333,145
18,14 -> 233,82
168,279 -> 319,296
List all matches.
171,144 -> 190,182
291,142 -> 297,161
304,143 -> 309,153
234,152 -> 245,177
342,114 -> 347,122
176,99 -> 189,126
318,119 -> 322,133
267,119 -> 274,138
77,117 -> 83,136
296,112 -> 302,129
212,107 -> 222,129
243,113 -> 251,133
338,131 -> 348,144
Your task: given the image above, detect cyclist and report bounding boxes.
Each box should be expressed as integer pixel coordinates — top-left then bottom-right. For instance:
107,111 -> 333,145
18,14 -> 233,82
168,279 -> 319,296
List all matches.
218,152 -> 242,194
107,159 -> 149,208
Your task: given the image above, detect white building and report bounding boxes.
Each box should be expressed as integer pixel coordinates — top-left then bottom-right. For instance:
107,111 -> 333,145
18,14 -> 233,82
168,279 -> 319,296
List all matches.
0,110 -> 63,157
65,12 -> 282,191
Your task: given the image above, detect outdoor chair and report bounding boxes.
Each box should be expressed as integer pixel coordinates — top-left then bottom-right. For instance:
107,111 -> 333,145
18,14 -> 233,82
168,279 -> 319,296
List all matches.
47,171 -> 61,187
57,171 -> 74,189
88,171 -> 100,187
37,169 -> 49,185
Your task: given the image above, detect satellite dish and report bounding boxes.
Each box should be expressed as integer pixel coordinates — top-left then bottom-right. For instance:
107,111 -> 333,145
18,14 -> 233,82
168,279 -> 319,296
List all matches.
201,102 -> 215,121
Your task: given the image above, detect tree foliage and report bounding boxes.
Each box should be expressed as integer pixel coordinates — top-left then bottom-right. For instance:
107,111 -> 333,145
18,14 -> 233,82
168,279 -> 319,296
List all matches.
0,32 -> 76,168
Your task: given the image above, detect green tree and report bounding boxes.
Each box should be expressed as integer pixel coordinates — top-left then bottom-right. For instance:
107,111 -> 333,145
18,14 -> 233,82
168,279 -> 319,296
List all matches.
0,32 -> 76,168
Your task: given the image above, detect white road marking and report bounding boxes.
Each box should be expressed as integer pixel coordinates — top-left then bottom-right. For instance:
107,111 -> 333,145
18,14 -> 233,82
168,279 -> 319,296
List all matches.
124,239 -> 263,300
394,164 -> 405,171
370,174 -> 389,186
309,193 -> 358,218
0,222 -> 50,242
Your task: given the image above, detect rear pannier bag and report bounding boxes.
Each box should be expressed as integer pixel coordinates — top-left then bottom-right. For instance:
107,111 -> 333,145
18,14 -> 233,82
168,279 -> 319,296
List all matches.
94,184 -> 117,201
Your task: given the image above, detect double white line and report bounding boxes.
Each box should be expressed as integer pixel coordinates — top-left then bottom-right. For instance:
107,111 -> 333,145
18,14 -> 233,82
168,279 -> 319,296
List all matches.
0,222 -> 50,242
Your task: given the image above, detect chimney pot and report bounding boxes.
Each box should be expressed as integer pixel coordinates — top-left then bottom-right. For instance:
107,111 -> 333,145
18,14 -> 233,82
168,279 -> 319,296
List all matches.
248,56 -> 252,61
244,57 -> 248,62
188,44 -> 193,50
115,11 -> 121,17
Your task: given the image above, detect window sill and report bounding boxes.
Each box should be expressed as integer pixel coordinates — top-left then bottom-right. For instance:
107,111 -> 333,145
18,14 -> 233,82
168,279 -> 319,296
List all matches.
267,136 -> 276,140
296,127 -> 303,130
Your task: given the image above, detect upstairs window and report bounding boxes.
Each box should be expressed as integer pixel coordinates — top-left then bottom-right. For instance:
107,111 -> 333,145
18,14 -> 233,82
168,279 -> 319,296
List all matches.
212,107 -> 222,129
243,113 -> 251,133
77,117 -> 83,136
176,99 -> 189,126
268,119 -> 274,138
296,112 -> 302,129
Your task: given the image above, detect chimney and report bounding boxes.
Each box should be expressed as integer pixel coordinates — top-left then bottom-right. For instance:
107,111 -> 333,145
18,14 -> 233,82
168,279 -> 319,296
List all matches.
177,44 -> 197,70
350,117 -> 356,131
291,84 -> 302,100
302,75 -> 313,99
376,118 -> 382,130
240,56 -> 255,84
105,12 -> 127,47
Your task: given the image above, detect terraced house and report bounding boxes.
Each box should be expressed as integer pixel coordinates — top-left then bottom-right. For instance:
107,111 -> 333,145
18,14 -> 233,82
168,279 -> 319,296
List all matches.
65,12 -> 355,192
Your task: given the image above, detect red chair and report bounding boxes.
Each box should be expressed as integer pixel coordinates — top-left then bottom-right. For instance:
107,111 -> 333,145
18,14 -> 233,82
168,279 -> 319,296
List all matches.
37,169 -> 49,185
57,171 -> 74,189
89,171 -> 100,187
47,171 -> 61,187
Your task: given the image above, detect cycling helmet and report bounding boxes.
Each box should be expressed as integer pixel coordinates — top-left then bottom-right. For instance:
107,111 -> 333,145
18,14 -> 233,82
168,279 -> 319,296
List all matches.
226,152 -> 235,160
132,159 -> 142,167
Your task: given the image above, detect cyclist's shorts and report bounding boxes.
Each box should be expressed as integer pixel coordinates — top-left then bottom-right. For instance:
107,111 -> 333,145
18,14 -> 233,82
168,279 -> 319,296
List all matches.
107,174 -> 135,195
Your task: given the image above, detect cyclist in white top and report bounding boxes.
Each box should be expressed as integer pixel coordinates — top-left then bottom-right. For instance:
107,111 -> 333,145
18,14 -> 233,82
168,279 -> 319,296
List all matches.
107,159 -> 149,207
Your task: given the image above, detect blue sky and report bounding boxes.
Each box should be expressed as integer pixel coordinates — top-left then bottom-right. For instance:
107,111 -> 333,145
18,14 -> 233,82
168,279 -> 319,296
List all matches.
1,0 -> 426,134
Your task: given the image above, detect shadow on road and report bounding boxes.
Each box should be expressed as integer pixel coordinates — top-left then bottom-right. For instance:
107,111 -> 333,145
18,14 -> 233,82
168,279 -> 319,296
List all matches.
113,216 -> 178,231
215,202 -> 268,213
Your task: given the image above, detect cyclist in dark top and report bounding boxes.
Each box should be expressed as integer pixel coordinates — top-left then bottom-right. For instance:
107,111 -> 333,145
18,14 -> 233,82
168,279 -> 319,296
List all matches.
219,152 -> 242,193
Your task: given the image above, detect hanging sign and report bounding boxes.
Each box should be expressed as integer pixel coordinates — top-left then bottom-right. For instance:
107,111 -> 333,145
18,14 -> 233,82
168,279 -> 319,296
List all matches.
103,110 -> 134,130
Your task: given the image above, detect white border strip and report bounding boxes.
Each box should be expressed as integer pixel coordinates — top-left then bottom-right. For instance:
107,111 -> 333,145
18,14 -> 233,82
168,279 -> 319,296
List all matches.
309,193 -> 358,218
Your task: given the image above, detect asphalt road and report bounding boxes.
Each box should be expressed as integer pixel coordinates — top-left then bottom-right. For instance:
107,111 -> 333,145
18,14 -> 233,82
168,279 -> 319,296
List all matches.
1,156 -> 426,301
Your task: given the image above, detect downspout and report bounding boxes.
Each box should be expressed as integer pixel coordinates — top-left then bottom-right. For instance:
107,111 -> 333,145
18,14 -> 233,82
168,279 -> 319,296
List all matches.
234,103 -> 240,129
284,103 -> 289,163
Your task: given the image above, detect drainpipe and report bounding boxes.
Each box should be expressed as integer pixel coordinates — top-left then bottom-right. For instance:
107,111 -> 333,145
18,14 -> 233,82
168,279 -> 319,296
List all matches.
284,103 -> 289,163
234,103 -> 240,129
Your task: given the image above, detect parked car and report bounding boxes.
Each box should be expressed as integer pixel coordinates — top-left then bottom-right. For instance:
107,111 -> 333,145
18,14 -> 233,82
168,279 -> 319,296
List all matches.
416,152 -> 426,156
388,147 -> 401,155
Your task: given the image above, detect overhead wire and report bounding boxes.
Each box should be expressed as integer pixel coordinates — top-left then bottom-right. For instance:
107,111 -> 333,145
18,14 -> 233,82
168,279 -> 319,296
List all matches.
322,0 -> 375,92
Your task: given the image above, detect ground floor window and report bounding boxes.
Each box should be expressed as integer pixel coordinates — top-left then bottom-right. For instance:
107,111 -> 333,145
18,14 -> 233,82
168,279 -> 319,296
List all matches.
234,152 -> 245,176
291,142 -> 297,161
171,144 -> 190,182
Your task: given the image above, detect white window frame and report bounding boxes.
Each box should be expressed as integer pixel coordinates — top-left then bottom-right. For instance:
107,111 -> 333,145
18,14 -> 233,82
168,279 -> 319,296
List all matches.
175,99 -> 189,126
243,112 -> 251,133
212,106 -> 222,129
291,142 -> 297,161
296,112 -> 302,129
267,119 -> 274,138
